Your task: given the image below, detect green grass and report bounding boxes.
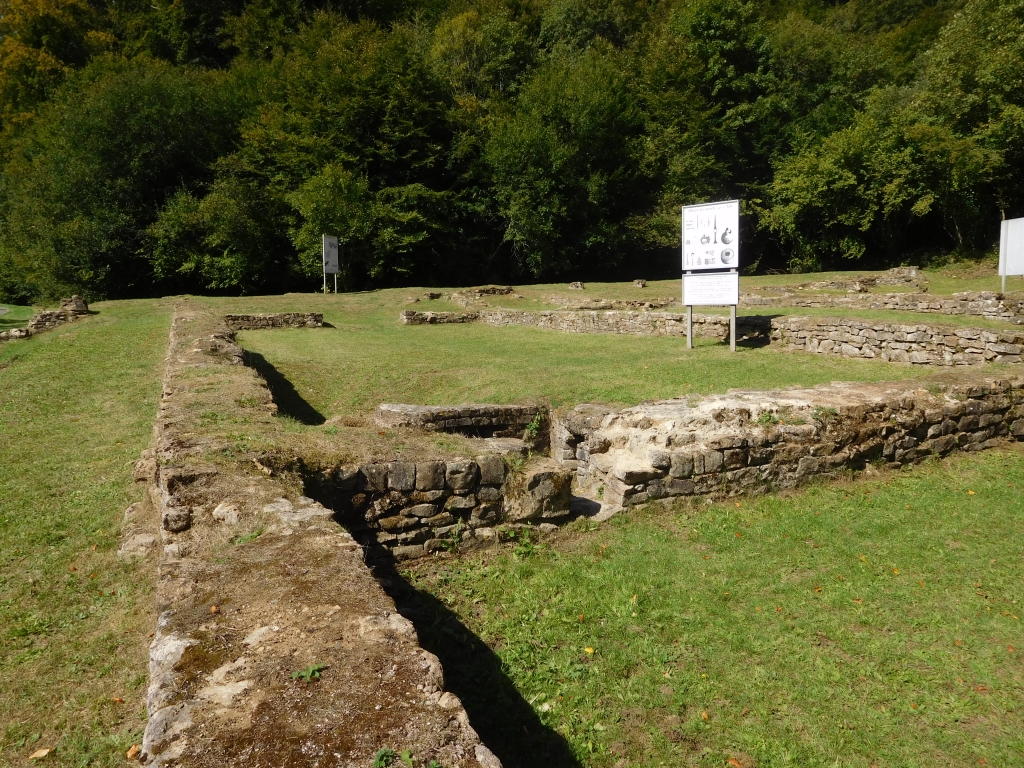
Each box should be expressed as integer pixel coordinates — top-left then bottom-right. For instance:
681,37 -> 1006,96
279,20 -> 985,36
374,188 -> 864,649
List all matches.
218,290 -> 947,419
0,300 -> 170,767
0,303 -> 33,333
408,448 -> 1024,767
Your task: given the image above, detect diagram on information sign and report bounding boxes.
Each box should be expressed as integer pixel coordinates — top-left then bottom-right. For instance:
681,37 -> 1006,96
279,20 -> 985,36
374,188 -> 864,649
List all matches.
682,200 -> 740,271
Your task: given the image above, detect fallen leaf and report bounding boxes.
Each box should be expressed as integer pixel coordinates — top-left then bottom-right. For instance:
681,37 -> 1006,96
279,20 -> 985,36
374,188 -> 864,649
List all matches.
727,759 -> 743,768
918,580 -> 925,587
28,748 -> 51,760
739,708 -> 749,716
814,586 -> 823,593
853,599 -> 863,604
910,703 -> 917,709
578,614 -> 585,623
735,532 -> 742,538
126,744 -> 140,760
700,711 -> 709,721
735,502 -> 740,508
978,759 -> 987,765
112,696 -> 124,703
378,431 -> 386,436
892,567 -> 900,575
69,566 -> 77,572
209,605 -> 219,615
1009,645 -> 1016,653
91,544 -> 97,551
954,640 -> 963,647
631,594 -> 638,604
968,490 -> 976,495
776,606 -> 782,612
975,685 -> 988,692
147,632 -> 154,638
585,647 -> 594,655
858,554 -> 867,562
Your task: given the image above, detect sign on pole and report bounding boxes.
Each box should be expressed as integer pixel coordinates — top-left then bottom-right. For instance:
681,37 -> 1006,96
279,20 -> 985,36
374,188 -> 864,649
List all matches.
682,200 -> 740,351
999,217 -> 1024,293
322,234 -> 339,293
683,200 -> 740,271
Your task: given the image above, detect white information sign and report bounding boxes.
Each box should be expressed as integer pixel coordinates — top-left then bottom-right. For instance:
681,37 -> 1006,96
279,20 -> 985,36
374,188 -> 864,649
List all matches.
683,200 -> 740,271
322,234 -> 339,275
999,217 -> 1024,278
683,272 -> 739,306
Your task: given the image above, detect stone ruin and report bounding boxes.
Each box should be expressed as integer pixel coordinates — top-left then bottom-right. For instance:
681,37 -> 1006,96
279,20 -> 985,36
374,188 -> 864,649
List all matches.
1,295 -> 91,342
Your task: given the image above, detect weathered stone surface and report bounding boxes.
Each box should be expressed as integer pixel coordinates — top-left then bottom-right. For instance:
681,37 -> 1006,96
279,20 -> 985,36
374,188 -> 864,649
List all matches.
405,503 -> 437,518
360,464 -> 388,492
446,460 -> 480,490
505,461 -> 573,521
556,375 -> 1024,511
118,533 -> 157,559
388,462 -> 416,491
223,312 -> 322,330
476,454 -> 506,485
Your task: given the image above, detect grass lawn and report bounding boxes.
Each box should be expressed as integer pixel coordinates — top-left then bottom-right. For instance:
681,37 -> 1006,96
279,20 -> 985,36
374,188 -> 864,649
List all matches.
0,300 -> 170,767
0,303 -> 33,333
405,447 -> 1024,767
218,290 -> 951,424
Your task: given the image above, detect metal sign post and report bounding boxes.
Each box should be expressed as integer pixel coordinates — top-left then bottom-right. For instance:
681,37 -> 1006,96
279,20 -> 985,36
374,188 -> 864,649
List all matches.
322,234 -> 339,293
682,200 -> 741,350
999,217 -> 1024,294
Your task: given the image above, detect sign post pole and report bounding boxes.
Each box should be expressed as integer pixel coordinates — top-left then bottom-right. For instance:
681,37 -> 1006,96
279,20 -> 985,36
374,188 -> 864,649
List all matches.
685,271 -> 693,349
322,234 -> 340,294
682,200 -> 740,351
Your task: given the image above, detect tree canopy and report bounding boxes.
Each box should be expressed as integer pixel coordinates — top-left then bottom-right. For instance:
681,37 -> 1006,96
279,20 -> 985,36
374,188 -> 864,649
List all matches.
0,0 -> 1020,301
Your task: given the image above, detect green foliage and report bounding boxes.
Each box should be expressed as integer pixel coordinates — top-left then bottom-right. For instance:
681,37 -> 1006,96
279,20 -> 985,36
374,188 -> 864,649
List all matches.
0,0 -> 1018,300
290,662 -> 326,681
372,748 -> 396,767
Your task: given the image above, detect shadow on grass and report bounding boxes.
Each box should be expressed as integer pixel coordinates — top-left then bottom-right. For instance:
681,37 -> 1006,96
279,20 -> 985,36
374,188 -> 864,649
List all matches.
243,350 -> 326,425
364,547 -> 583,768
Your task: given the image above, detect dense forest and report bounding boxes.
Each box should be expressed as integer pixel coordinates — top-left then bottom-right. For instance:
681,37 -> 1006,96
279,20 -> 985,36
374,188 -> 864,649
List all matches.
0,0 -> 1020,301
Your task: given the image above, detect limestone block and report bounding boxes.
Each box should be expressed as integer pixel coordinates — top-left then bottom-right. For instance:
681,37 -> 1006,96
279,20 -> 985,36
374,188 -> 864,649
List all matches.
1012,419 -> 1024,438
161,505 -> 192,532
380,515 -> 420,531
388,462 -> 416,491
505,464 -> 573,521
701,450 -> 724,474
723,448 -> 747,469
405,503 -> 438,518
476,455 -> 506,485
669,452 -> 694,478
423,512 -> 456,527
360,464 -> 388,491
477,486 -> 501,502
334,465 -> 360,490
416,462 -> 446,491
446,461 -> 480,491
411,490 -> 445,503
445,495 -> 477,512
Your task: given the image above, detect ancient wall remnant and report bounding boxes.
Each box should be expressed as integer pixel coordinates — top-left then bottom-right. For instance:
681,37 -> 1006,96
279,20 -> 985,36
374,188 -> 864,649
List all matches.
136,303 -> 502,767
552,376 -> 1024,509
223,312 -> 322,330
745,290 -> 1024,322
375,403 -> 544,437
772,316 -> 1024,365
1,295 -> 91,342
308,453 -> 573,560
401,308 -> 769,341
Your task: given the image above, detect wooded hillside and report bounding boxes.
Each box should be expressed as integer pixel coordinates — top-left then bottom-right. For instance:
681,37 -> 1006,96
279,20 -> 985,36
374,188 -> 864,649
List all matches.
0,0 -> 1020,301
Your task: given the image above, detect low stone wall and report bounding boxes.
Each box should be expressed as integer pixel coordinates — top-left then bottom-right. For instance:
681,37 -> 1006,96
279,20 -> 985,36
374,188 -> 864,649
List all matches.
772,316 -> 1024,365
401,308 -> 771,341
1,295 -> 91,342
310,455 -> 573,560
553,376 -> 1024,509
376,402 -> 544,437
745,290 -> 1024,322
224,312 -> 323,330
138,303 -> 502,767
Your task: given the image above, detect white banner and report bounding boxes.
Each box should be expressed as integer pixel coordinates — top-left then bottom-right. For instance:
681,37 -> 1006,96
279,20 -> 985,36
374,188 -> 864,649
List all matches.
322,234 -> 339,275
684,272 -> 739,306
999,217 -> 1024,277
683,200 -> 739,271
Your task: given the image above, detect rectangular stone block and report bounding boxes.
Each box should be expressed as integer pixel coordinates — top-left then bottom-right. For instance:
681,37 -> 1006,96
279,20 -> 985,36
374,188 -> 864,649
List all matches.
446,460 -> 480,490
415,461 -> 446,491
405,503 -> 437,517
669,452 -> 694,479
476,455 -> 506,485
388,462 -> 416,491
360,464 -> 388,492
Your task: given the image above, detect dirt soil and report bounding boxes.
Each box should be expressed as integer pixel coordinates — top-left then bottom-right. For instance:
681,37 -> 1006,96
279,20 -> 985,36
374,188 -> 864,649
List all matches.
136,301 -> 500,767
